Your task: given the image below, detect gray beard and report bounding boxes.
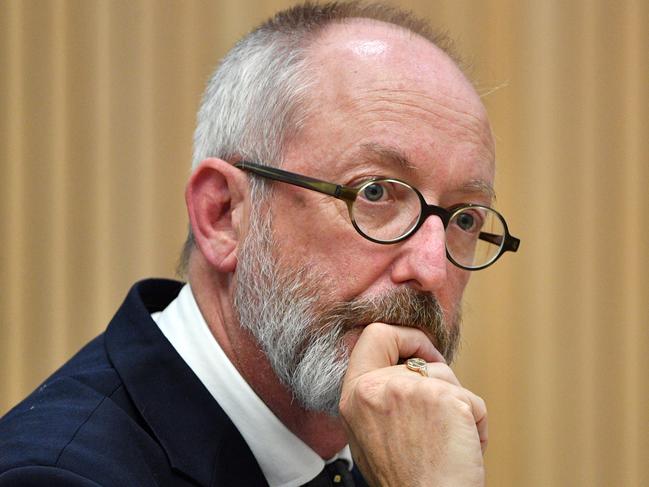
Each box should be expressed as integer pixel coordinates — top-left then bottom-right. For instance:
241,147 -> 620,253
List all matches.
233,206 -> 461,416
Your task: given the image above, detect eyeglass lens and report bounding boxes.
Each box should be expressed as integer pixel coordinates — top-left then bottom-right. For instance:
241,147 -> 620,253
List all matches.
447,206 -> 505,268
351,180 -> 506,269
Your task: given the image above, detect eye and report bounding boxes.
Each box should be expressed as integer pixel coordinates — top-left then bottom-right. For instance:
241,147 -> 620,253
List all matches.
452,209 -> 484,233
361,182 -> 386,202
456,212 -> 475,231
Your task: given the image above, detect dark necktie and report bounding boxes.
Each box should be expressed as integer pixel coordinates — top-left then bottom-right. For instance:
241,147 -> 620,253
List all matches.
302,459 -> 355,487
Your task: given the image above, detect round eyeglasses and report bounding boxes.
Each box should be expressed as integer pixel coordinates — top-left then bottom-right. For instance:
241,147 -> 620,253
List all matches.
235,161 -> 520,270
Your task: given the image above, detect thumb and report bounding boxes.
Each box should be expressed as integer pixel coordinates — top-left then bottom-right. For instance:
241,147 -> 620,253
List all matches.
344,322 -> 446,383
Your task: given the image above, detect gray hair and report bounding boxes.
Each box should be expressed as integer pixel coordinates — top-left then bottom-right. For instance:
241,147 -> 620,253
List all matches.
179,1 -> 460,275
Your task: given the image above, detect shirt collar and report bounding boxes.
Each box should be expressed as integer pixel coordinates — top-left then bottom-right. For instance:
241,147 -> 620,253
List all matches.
152,284 -> 352,487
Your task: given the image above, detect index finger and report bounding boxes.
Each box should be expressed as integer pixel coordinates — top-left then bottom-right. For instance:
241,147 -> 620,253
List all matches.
344,322 -> 446,382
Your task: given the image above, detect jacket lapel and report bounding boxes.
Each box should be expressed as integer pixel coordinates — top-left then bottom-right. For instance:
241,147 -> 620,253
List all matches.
104,279 -> 268,486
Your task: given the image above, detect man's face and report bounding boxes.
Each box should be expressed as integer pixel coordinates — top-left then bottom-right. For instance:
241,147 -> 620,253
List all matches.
234,21 -> 495,414
274,23 -> 494,334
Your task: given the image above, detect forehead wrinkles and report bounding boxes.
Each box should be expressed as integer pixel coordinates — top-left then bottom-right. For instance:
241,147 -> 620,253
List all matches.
321,85 -> 494,167
361,87 -> 493,149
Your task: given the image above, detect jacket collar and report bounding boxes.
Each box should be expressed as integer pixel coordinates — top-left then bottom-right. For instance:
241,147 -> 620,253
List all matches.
104,279 -> 267,486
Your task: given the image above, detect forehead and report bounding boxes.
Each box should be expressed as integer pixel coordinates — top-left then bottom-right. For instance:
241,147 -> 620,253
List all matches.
286,20 -> 495,197
310,20 -> 478,104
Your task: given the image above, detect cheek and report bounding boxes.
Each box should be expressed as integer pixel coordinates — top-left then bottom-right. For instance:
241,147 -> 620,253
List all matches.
440,266 -> 471,312
451,265 -> 471,290
272,194 -> 392,290
272,188 -> 349,245
305,244 -> 390,300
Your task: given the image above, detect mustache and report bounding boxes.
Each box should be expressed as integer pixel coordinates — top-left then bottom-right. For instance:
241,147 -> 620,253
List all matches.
306,287 -> 459,363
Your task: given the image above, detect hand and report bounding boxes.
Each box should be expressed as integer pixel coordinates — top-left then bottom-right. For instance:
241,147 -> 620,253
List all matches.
339,322 -> 487,487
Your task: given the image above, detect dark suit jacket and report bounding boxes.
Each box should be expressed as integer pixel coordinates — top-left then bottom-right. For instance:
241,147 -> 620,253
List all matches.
0,279 -> 368,486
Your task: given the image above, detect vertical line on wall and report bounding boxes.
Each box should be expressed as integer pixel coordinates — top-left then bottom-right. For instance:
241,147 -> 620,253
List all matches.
95,0 -> 112,318
574,0 -> 598,484
0,0 -> 7,412
3,0 -> 26,411
174,0 -> 201,276
521,1 -> 561,484
621,0 -> 646,484
138,0 -> 156,273
50,0 -> 69,365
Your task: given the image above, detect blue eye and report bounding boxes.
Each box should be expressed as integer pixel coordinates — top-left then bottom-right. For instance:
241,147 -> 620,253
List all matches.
362,183 -> 384,202
456,212 -> 475,231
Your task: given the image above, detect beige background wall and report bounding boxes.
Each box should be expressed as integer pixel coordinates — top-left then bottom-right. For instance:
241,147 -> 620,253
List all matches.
1,1 -> 647,486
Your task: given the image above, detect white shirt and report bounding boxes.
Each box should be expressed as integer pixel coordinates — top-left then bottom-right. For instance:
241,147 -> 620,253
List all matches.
151,284 -> 352,487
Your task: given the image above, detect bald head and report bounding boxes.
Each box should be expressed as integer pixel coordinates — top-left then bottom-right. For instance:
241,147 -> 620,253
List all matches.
307,19 -> 490,126
287,19 -> 495,189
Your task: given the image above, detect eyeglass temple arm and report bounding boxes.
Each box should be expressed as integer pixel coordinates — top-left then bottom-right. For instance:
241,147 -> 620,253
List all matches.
235,161 -> 358,201
479,231 -> 520,252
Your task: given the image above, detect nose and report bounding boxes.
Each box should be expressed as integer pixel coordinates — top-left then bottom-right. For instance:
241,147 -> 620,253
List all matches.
390,215 -> 449,293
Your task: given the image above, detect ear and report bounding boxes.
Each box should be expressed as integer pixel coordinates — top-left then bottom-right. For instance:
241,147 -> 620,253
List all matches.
185,158 -> 248,273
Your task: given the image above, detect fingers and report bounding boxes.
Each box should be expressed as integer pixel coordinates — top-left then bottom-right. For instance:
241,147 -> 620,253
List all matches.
344,322 -> 446,383
416,363 -> 488,453
399,362 -> 487,448
460,386 -> 488,453
423,362 -> 461,385
398,371 -> 489,455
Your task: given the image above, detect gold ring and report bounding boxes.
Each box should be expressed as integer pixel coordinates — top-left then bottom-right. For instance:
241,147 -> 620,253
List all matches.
405,357 -> 428,377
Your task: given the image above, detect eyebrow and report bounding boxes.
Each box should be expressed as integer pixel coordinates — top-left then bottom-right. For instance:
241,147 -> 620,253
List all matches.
356,142 -> 417,172
459,179 -> 497,202
353,142 -> 496,201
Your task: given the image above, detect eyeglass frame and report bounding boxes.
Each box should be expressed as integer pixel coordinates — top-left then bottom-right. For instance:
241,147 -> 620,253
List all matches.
234,160 -> 520,270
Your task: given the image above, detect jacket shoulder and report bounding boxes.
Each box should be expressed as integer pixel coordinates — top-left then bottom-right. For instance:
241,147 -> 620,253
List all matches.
0,335 -> 168,486
0,335 -> 114,464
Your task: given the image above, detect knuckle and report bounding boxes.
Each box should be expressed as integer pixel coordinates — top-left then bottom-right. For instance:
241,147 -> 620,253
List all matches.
455,398 -> 474,420
353,374 -> 384,407
363,322 -> 393,340
384,376 -> 411,401
421,381 -> 468,413
427,362 -> 456,382
476,397 -> 488,422
423,377 -> 452,396
476,395 -> 487,413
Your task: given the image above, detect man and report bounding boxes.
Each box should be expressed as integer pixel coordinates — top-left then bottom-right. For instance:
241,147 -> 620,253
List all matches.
0,2 -> 519,486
